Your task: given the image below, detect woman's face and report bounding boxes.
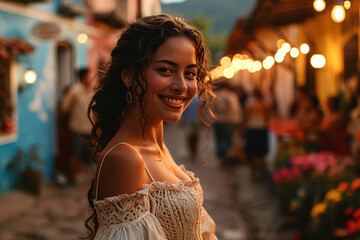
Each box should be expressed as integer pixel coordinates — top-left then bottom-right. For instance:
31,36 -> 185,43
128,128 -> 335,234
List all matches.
141,36 -> 198,123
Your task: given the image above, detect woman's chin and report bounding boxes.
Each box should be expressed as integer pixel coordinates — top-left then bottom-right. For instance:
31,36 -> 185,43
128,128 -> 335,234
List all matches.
164,115 -> 182,123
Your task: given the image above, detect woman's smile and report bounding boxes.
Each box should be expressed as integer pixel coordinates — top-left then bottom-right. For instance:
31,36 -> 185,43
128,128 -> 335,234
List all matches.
159,95 -> 186,109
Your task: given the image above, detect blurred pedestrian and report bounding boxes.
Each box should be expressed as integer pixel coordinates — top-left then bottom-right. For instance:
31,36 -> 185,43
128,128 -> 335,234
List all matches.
319,96 -> 349,155
213,81 -> 243,167
289,86 -> 308,120
244,88 -> 270,180
349,94 -> 360,171
60,68 -> 94,185
299,95 -> 323,153
85,14 -> 217,240
183,94 -> 201,158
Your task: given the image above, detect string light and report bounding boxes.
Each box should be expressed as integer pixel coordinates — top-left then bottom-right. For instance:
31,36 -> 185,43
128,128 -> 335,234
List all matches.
300,43 -> 310,54
277,48 -> 286,57
223,67 -> 235,79
253,61 -> 262,71
213,41 -> 312,77
275,53 -> 285,63
277,39 -> 286,48
281,43 -> 291,53
344,0 -> 351,9
290,48 -> 300,58
310,54 -> 326,68
313,0 -> 326,12
220,56 -> 231,67
331,5 -> 346,23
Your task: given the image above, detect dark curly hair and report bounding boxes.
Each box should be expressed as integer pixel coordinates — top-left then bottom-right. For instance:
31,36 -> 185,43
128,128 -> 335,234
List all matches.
85,14 -> 216,239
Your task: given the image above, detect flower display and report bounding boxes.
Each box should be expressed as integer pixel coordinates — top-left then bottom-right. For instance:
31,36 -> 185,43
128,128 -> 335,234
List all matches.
324,189 -> 342,203
268,119 -> 304,140
272,151 -> 357,239
309,178 -> 360,238
311,202 -> 327,218
273,152 -> 354,184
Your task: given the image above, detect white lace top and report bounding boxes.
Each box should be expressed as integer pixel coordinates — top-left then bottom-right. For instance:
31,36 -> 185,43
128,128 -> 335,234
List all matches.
93,143 -> 217,240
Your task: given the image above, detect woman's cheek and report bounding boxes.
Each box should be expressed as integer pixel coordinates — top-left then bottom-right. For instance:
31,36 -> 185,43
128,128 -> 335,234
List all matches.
188,81 -> 198,97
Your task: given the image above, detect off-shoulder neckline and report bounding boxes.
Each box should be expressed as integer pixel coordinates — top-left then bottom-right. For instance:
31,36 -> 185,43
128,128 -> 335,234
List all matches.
93,164 -> 199,204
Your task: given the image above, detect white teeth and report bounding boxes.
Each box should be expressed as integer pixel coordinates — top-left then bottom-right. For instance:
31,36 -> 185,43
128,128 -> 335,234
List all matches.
162,97 -> 183,104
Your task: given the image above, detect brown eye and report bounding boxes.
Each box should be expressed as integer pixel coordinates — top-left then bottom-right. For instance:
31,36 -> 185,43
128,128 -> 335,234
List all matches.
157,68 -> 172,73
185,71 -> 197,80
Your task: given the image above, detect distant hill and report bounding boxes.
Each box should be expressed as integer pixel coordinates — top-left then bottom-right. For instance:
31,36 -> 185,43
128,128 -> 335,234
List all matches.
161,0 -> 256,36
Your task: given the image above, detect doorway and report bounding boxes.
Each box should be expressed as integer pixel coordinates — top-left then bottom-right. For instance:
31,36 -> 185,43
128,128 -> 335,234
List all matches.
55,41 -> 74,183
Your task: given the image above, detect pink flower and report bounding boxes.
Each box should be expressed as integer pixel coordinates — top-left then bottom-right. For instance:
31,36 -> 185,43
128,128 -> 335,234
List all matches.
272,173 -> 282,184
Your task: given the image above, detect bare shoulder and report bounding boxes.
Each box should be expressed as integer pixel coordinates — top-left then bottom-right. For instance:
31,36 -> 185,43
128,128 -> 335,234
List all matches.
96,143 -> 147,200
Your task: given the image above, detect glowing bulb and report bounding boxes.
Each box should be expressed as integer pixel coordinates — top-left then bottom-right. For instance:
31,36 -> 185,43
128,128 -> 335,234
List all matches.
243,59 -> 253,69
231,58 -> 242,71
248,64 -> 257,73
313,0 -> 326,12
331,5 -> 345,23
277,48 -> 286,57
265,56 -> 275,66
275,53 -> 284,63
290,48 -> 300,58
277,39 -> 285,49
263,60 -> 272,70
300,43 -> 310,54
282,43 -> 291,53
310,54 -> 326,68
77,33 -> 88,44
344,1 -> 351,10
24,70 -> 37,84
233,54 -> 243,60
254,61 -> 262,71
223,67 -> 235,79
220,56 -> 231,67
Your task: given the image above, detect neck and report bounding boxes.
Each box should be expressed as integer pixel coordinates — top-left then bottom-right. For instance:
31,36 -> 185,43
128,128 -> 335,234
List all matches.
115,107 -> 164,149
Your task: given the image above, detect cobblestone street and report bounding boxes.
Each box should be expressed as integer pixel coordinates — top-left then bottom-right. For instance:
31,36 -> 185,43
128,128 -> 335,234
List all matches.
0,122 -> 292,240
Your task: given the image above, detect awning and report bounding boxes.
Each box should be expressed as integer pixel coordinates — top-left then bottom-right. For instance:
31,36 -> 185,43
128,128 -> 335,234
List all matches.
0,36 -> 35,59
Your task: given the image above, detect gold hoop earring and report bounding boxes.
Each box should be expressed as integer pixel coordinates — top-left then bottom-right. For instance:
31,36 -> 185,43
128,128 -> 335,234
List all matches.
126,89 -> 133,104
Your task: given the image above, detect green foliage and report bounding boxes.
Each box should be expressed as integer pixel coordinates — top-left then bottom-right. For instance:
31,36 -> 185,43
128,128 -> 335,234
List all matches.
190,14 -> 226,64
191,14 -> 211,35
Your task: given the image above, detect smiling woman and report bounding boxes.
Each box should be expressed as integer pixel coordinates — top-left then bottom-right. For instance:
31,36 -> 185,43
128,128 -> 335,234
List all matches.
85,14 -> 217,240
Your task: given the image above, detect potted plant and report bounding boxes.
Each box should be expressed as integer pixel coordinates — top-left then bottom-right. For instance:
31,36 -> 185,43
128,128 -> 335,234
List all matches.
6,145 -> 44,195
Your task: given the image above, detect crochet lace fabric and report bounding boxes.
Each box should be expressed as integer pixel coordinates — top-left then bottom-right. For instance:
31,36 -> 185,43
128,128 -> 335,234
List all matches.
93,168 -> 205,240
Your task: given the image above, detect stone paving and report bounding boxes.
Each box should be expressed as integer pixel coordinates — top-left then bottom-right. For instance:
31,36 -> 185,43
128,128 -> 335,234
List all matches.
0,122 -> 293,240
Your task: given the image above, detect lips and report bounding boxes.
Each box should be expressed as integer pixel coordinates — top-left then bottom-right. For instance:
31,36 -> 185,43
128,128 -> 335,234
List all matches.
159,95 -> 186,109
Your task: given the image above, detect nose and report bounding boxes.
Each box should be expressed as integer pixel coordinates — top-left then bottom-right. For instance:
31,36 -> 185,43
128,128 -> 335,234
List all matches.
171,73 -> 187,93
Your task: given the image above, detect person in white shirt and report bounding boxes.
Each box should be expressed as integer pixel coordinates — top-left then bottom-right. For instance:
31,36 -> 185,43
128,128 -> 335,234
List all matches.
61,68 -> 94,184
213,82 -> 243,166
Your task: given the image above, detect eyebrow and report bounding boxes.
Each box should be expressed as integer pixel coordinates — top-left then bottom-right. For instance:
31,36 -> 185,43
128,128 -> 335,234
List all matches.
154,59 -> 197,69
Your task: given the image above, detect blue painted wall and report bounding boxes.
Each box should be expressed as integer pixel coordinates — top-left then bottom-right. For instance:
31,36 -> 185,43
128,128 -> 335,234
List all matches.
0,2 -> 88,194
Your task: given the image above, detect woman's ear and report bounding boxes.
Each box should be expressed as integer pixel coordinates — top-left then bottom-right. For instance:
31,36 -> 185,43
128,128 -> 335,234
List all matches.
121,70 -> 131,88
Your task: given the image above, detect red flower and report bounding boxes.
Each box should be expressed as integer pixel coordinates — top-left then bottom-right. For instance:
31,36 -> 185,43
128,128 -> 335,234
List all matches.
345,207 -> 354,216
337,182 -> 348,192
346,220 -> 358,234
351,179 -> 360,191
354,209 -> 360,219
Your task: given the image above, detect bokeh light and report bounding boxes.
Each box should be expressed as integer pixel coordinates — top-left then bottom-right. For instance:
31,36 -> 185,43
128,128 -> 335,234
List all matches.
300,43 -> 310,54
24,70 -> 37,84
77,33 -> 88,44
310,54 -> 326,68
